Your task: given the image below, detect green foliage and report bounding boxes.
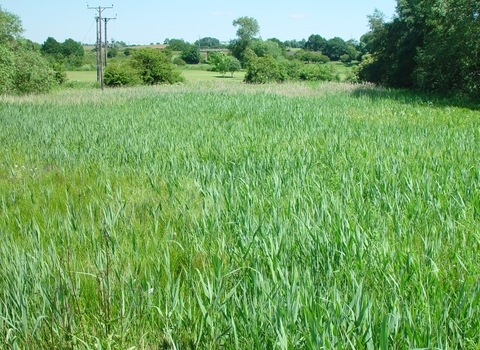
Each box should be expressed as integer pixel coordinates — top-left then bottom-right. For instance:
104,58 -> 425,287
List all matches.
0,6 -> 23,44
340,54 -> 351,63
228,56 -> 241,77
304,34 -> 327,52
11,41 -> 56,93
61,38 -> 83,58
414,0 -> 480,94
208,51 -> 231,76
180,44 -> 200,64
242,47 -> 258,67
107,47 -> 118,58
232,16 -> 260,42
295,50 -> 330,63
299,63 -> 337,81
195,37 -> 223,48
173,56 -> 186,66
230,16 -> 260,63
250,39 -> 285,60
131,48 -> 184,85
41,36 -> 62,55
0,7 -> 55,94
52,62 -> 67,84
41,37 -> 84,68
244,55 -> 286,83
324,37 -> 349,61
267,37 -> 287,56
167,38 -> 189,52
280,59 -> 304,80
104,62 -> 142,87
0,45 -> 15,93
284,38 -> 306,49
123,47 -> 136,56
359,0 -> 480,95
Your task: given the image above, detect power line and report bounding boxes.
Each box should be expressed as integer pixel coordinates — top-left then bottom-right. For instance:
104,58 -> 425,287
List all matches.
87,4 -> 113,90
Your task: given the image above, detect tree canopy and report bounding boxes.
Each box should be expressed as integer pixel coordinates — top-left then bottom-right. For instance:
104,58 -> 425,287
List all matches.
359,0 -> 480,95
180,44 -> 200,64
230,16 -> 260,63
195,37 -> 223,48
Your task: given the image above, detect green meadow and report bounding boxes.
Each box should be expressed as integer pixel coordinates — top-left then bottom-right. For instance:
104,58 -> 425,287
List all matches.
67,68 -> 246,83
0,82 -> 479,349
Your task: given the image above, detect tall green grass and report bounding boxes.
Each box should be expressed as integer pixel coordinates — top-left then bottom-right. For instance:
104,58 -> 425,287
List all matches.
0,82 -> 479,349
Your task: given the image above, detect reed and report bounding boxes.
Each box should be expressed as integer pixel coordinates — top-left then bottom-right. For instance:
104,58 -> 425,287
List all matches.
0,82 -> 479,349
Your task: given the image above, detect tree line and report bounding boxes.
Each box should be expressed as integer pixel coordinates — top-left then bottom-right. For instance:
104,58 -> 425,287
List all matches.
358,0 -> 479,95
1,1 -> 479,95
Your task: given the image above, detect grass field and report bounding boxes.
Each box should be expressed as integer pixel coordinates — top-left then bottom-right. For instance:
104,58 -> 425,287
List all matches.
66,68 -> 245,83
1,81 -> 479,349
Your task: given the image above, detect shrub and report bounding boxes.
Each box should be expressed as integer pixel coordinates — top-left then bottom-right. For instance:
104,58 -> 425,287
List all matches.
279,59 -> 303,80
208,52 -> 230,76
0,7 -> 55,94
311,53 -> 330,64
52,63 -> 67,84
340,54 -> 351,63
10,42 -> 55,93
131,48 -> 184,85
107,47 -> 118,58
173,57 -> 186,66
244,55 -> 287,84
104,62 -> 142,87
228,57 -> 241,77
299,63 -> 335,82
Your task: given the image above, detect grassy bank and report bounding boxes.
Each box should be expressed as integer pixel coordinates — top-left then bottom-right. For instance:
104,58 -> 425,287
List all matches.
0,82 -> 479,349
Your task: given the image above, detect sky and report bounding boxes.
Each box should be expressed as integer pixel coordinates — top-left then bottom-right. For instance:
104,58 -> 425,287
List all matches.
1,0 -> 397,45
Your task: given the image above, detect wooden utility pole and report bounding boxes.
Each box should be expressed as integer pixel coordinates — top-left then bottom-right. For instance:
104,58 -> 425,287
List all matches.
103,16 -> 116,67
87,4 -> 113,90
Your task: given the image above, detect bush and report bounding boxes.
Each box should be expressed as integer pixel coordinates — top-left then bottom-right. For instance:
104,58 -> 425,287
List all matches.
132,48 -> 184,85
244,55 -> 286,84
124,48 -> 136,56
208,52 -> 230,76
0,7 -> 55,94
107,47 -> 118,58
229,57 -> 241,77
104,62 -> 142,87
299,63 -> 336,82
311,53 -> 330,64
52,63 -> 67,84
279,59 -> 303,80
2,41 -> 56,94
340,54 -> 351,63
173,57 -> 186,66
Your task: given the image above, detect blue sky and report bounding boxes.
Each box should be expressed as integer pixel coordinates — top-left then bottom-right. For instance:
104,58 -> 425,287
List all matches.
1,0 -> 397,45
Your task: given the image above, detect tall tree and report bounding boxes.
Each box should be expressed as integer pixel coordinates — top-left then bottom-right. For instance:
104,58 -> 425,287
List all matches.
0,6 -> 23,44
181,44 -> 200,64
229,16 -> 260,63
304,34 -> 327,52
41,37 -> 62,55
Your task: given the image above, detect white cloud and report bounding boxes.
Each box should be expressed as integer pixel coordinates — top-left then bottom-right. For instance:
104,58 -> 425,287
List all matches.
290,14 -> 310,19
